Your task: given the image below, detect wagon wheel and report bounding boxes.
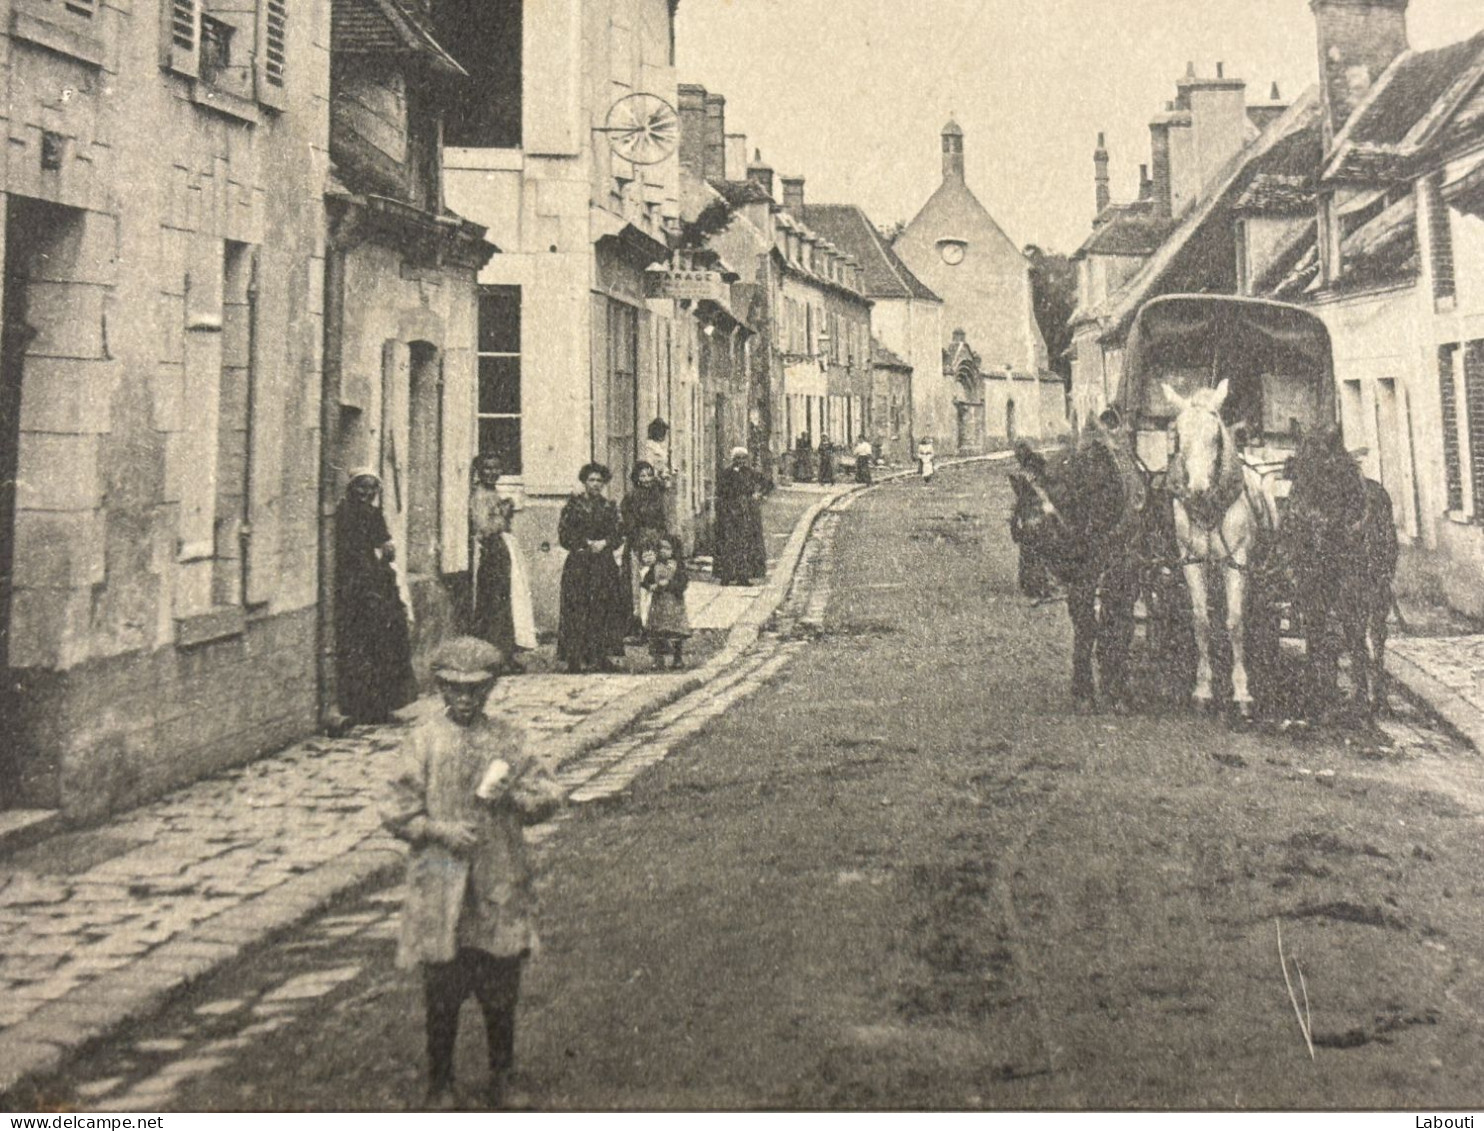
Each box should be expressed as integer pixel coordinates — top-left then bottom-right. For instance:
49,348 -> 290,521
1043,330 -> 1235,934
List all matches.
600,93 -> 680,166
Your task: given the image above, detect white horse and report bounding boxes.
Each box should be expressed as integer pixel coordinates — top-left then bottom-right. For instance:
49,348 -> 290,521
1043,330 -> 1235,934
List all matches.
1163,379 -> 1279,716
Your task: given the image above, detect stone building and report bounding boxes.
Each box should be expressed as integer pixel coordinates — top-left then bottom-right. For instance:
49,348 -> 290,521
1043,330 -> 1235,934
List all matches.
0,0 -> 320,821
893,119 -> 1060,452
320,0 -> 495,704
439,0 -> 683,629
799,202 -> 939,465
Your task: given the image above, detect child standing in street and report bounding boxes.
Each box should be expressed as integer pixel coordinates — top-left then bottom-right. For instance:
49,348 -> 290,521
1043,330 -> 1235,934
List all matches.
917,436 -> 936,486
642,534 -> 691,670
383,636 -> 563,1110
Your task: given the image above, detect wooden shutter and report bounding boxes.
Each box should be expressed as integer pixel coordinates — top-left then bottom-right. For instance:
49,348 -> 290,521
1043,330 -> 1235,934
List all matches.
164,0 -> 199,77
1440,344 -> 1463,512
1465,341 -> 1484,516
256,0 -> 288,109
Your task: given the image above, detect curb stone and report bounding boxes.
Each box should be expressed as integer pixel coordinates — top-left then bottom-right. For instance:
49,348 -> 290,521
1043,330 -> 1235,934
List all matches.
0,452 -> 1014,1101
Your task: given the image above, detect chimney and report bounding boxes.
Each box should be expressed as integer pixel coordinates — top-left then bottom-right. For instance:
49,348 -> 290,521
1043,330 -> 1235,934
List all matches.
781,175 -> 805,214
1094,131 -> 1111,218
746,148 -> 774,199
724,133 -> 747,181
1311,0 -> 1410,146
1149,121 -> 1172,218
1139,163 -> 1153,200
677,84 -> 708,182
1247,81 -> 1291,132
703,92 -> 727,181
941,118 -> 965,181
1179,64 -> 1248,200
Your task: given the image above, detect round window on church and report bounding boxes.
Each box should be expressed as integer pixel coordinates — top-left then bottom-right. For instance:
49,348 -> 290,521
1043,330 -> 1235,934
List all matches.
938,239 -> 967,266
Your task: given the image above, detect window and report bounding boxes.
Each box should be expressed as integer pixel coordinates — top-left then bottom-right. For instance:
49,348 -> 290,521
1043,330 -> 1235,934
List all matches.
212,241 -> 254,608
163,0 -> 286,108
438,0 -> 521,148
477,286 -> 521,475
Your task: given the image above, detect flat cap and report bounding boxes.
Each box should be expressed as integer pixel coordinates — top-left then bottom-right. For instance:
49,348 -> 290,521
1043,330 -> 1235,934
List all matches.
431,636 -> 503,683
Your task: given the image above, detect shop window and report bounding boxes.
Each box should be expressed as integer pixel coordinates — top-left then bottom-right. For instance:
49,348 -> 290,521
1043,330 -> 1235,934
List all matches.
477,286 -> 522,475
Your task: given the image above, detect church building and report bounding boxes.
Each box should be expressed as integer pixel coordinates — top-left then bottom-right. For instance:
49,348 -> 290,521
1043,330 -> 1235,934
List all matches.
894,120 -> 1065,452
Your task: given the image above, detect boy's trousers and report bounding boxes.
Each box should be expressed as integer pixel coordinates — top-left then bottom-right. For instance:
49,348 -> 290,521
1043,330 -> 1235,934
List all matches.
423,947 -> 524,1085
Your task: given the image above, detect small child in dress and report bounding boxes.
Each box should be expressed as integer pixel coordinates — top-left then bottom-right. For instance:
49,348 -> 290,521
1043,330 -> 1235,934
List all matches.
641,535 -> 691,670
636,543 -> 659,634
382,636 -> 563,1110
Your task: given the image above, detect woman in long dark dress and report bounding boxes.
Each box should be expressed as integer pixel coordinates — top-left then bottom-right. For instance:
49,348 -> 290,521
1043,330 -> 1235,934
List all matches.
557,462 -> 629,673
334,471 -> 416,724
619,460 -> 669,635
714,447 -> 767,585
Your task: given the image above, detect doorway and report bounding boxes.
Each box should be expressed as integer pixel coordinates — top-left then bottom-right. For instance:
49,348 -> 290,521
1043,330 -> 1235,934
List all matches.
1,196 -> 79,808
1006,398 -> 1017,443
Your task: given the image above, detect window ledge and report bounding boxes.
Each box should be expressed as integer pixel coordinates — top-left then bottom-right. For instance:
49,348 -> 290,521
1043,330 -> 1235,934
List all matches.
189,80 -> 260,124
10,7 -> 105,67
176,606 -> 246,649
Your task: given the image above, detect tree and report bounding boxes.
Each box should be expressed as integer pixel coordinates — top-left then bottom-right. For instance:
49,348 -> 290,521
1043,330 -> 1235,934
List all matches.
876,220 -> 907,245
1025,245 -> 1077,382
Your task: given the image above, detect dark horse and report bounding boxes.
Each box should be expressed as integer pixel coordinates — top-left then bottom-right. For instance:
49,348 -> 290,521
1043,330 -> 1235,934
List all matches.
1280,425 -> 1398,719
1009,436 -> 1142,710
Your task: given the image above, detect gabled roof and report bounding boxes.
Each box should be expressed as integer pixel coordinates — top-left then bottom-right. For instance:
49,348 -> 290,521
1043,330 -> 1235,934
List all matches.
799,204 -> 941,302
1082,87 -> 1322,339
332,0 -> 465,76
1265,196 -> 1417,300
871,338 -> 911,370
1075,204 -> 1177,258
1324,29 -> 1484,182
1233,173 -> 1314,215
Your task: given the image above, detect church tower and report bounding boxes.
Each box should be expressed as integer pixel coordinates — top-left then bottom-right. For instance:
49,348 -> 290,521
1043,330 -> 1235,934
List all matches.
942,118 -> 964,181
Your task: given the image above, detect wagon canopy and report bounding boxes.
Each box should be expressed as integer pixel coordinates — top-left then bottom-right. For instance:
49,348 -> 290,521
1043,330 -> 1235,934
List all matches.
1117,295 -> 1336,442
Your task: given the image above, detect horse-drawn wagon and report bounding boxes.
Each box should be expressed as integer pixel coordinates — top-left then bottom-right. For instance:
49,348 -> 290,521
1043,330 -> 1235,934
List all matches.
1012,294 -> 1396,719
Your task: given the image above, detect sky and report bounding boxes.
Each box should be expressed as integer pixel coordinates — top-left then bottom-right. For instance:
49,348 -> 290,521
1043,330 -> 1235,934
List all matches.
675,0 -> 1484,255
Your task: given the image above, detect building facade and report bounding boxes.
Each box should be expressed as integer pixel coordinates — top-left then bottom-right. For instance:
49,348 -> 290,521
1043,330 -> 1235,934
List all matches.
893,120 -> 1059,452
1,0 -> 327,820
440,0 -> 683,629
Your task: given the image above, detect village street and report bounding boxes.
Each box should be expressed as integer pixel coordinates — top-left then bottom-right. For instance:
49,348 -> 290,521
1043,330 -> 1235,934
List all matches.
14,462 -> 1484,1112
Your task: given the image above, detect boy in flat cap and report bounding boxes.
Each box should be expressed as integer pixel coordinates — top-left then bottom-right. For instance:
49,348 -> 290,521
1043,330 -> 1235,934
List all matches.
383,635 -> 563,1110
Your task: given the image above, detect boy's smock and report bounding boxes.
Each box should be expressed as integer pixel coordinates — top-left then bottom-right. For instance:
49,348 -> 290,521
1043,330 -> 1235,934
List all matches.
383,713 -> 563,968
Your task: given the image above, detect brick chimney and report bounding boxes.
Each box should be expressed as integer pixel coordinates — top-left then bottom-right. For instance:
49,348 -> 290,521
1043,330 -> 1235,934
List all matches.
703,92 -> 727,181
677,84 -> 708,182
1311,0 -> 1410,146
1149,119 -> 1173,218
781,175 -> 804,214
746,148 -> 774,199
942,118 -> 965,181
1094,131 -> 1111,218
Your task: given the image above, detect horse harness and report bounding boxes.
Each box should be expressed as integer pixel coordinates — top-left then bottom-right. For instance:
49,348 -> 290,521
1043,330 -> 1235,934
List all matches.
1166,408 -> 1282,573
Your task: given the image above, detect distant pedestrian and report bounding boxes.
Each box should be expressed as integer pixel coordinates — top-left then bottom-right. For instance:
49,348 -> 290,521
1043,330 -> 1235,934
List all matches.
714,447 -> 767,586
334,470 -> 415,726
817,434 -> 835,485
619,460 -> 669,637
556,463 -> 628,673
642,534 -> 692,670
383,636 -> 563,1111
468,454 -> 537,673
793,431 -> 813,482
917,436 -> 936,486
853,434 -> 874,485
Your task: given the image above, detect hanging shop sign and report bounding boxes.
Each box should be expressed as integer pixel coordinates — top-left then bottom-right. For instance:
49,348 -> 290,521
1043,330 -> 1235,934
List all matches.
645,268 -> 729,302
